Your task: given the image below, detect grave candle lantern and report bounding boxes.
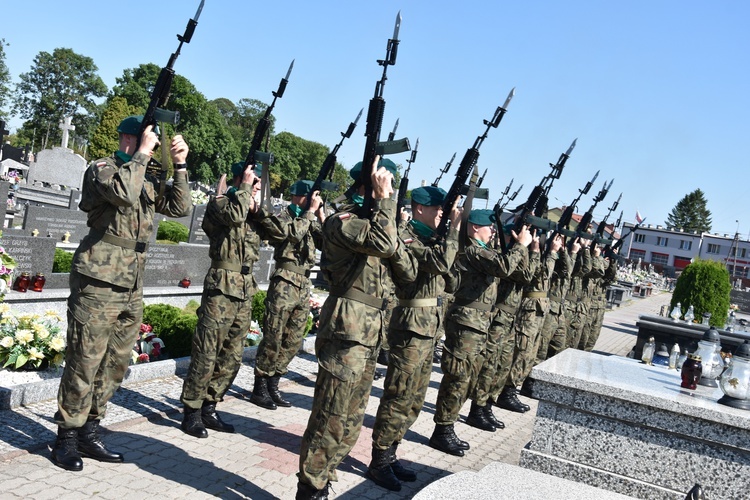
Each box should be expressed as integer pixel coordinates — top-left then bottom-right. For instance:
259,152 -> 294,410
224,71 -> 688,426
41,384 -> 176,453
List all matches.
693,327 -> 723,387
718,340 -> 750,410
13,272 -> 31,292
179,277 -> 191,288
31,273 -> 46,292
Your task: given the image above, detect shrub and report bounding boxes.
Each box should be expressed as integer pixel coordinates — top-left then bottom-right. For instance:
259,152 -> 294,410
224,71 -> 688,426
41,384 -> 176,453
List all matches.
157,220 -> 189,243
252,290 -> 267,324
670,259 -> 731,328
143,303 -> 197,358
183,299 -> 200,315
53,248 -> 74,273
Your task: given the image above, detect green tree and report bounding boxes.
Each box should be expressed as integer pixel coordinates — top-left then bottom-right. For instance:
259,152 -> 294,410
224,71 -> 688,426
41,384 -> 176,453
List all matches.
88,96 -> 138,159
12,48 -> 107,148
666,189 -> 712,233
670,259 -> 730,328
112,64 -> 240,183
0,39 -> 11,119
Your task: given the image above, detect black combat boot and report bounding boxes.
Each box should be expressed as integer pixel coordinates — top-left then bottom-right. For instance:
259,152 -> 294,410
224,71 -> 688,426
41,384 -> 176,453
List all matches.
181,406 -> 208,438
519,377 -> 535,399
51,427 -> 83,471
495,386 -> 529,413
78,419 -> 124,463
466,401 -> 496,431
388,443 -> 417,482
428,424 -> 465,457
366,447 -> 401,491
201,401 -> 235,433
484,401 -> 505,429
250,376 -> 277,410
267,374 -> 292,407
295,480 -> 330,500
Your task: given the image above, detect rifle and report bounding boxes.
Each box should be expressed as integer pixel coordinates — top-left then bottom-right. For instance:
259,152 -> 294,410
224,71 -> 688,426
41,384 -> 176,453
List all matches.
592,192 -> 622,246
435,88 -> 515,239
243,60 -> 294,171
605,214 -> 641,261
345,12 -> 410,216
554,171 -> 598,247
575,178 -> 613,250
139,0 -> 204,181
433,152 -> 456,187
397,138 -> 419,215
492,178 -> 522,254
307,108 -> 363,210
388,119 -> 399,141
511,139 -> 576,239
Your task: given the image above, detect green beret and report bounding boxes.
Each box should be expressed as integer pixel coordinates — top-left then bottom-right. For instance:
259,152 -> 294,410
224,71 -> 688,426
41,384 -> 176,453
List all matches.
411,186 -> 446,207
349,158 -> 398,180
468,209 -> 496,227
290,180 -> 314,196
117,115 -> 143,136
231,162 -> 262,178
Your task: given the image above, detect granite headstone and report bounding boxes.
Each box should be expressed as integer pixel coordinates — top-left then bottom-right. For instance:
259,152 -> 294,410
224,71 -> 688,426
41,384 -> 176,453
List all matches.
188,203 -> 208,244
26,147 -> 86,190
22,205 -> 89,242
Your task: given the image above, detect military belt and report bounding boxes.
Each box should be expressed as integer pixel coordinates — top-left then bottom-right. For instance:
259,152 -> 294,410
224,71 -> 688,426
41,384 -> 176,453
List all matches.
398,297 -> 443,308
565,292 -> 578,301
495,303 -> 517,315
330,287 -> 389,311
211,260 -> 251,275
277,262 -> 311,277
453,298 -> 494,312
524,291 -> 549,299
95,231 -> 149,253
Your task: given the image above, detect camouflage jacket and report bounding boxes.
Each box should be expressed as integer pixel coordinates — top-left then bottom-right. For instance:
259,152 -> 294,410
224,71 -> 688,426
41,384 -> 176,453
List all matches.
547,249 -> 574,314
73,151 -> 191,289
318,198 -> 417,347
566,249 -> 593,307
517,248 -> 557,316
492,260 -> 532,328
594,258 -> 617,306
257,206 -> 323,290
201,182 -> 266,301
447,240 -> 528,333
390,223 -> 460,338
582,253 -> 606,305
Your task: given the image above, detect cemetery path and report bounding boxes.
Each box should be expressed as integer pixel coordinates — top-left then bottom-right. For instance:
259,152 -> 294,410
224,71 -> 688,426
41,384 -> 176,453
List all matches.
0,291 -> 672,499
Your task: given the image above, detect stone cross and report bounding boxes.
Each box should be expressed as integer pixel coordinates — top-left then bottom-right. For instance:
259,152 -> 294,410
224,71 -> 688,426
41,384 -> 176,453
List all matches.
59,116 -> 75,149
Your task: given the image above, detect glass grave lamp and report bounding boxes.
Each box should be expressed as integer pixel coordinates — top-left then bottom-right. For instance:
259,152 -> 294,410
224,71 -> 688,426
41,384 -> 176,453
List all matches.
718,341 -> 750,410
683,305 -> 695,324
693,327 -> 724,387
670,302 -> 682,322
701,312 -> 712,326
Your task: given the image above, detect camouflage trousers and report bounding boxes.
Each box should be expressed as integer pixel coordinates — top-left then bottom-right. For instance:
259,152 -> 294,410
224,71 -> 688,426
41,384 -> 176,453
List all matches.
506,299 -> 547,388
56,271 -> 143,429
180,289 -> 253,409
581,302 -> 607,351
536,302 -> 566,364
299,337 -> 378,490
434,320 -> 487,425
565,299 -> 588,352
255,277 -> 310,377
473,309 -> 514,406
372,329 -> 437,450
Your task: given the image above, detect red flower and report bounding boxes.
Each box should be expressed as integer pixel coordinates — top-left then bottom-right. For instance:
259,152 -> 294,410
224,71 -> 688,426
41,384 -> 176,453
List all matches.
137,353 -> 150,363
140,324 -> 153,333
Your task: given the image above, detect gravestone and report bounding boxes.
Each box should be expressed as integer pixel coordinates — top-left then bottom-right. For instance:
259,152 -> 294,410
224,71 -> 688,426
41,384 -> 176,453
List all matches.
730,289 -> 750,314
22,205 -> 89,242
144,243 -> 211,287
0,181 -> 8,229
27,147 -> 86,190
255,247 -> 276,284
188,203 -> 208,244
0,233 -> 57,278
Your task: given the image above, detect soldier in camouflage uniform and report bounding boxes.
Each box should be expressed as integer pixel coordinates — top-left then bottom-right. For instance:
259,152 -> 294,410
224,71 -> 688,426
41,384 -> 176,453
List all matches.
251,180 -> 325,410
565,239 -> 593,350
53,116 -> 191,471
429,210 -> 532,457
180,161 -> 267,438
297,158 -> 418,500
582,247 -> 617,351
367,186 -> 460,491
577,244 -> 606,351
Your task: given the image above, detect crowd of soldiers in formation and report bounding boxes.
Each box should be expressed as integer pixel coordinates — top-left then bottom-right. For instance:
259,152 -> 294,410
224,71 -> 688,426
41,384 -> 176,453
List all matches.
48,121 -> 617,500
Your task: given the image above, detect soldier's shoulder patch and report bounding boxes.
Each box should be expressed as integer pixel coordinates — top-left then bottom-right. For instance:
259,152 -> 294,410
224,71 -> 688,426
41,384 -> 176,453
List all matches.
338,213 -> 352,220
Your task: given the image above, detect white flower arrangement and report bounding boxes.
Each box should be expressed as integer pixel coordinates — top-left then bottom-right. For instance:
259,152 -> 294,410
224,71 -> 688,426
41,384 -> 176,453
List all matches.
0,306 -> 66,370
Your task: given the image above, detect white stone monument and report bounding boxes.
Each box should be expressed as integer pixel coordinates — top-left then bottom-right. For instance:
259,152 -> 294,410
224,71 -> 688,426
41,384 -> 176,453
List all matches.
26,116 -> 86,190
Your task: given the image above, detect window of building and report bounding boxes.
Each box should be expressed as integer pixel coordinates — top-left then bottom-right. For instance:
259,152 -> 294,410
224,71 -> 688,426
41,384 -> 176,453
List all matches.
656,237 -> 668,247
630,249 -> 646,261
729,265 -> 746,278
634,234 -> 645,243
730,247 -> 747,258
651,253 -> 669,266
679,240 -> 692,251
707,244 -> 721,254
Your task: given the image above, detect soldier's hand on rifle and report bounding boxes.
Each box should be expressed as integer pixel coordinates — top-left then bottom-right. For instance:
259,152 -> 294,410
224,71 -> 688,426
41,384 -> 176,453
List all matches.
530,229 -> 541,252
242,167 -> 258,186
371,156 -> 394,199
550,233 -> 564,253
137,125 -> 159,156
511,224 -> 533,247
170,134 -> 189,166
571,237 -> 582,254
449,197 -> 462,231
308,190 -> 323,212
399,207 -> 411,223
593,244 -> 602,257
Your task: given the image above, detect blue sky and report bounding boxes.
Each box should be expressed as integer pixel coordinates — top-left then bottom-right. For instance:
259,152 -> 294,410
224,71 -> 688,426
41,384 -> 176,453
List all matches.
2,1 -> 748,236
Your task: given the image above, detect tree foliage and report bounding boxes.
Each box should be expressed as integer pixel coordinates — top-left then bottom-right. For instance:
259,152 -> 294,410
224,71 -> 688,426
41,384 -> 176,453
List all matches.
12,48 -> 107,148
89,96 -> 138,160
0,39 -> 10,120
671,259 -> 730,328
666,189 -> 712,233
